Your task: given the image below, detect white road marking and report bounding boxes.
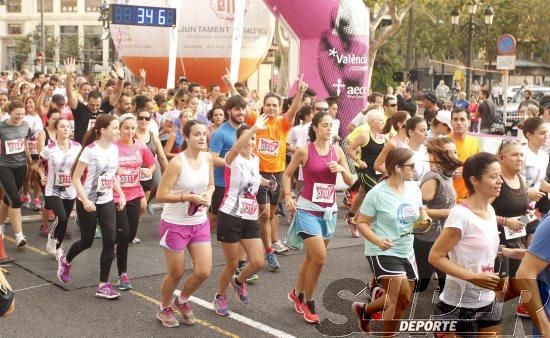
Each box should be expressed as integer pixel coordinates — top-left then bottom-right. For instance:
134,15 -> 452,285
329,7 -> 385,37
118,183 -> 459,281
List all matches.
13,282 -> 53,292
173,290 -> 296,338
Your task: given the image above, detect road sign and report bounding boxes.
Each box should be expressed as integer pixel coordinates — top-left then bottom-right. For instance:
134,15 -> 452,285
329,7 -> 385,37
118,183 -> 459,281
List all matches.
497,34 -> 516,55
497,55 -> 515,70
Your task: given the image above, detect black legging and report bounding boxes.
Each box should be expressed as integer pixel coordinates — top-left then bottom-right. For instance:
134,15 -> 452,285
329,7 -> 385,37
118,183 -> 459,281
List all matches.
44,196 -> 75,249
0,165 -> 27,208
66,200 -> 117,283
116,197 -> 141,276
413,237 -> 446,293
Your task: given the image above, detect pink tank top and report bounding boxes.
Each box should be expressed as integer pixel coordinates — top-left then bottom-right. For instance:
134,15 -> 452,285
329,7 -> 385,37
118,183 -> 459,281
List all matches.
301,143 -> 338,208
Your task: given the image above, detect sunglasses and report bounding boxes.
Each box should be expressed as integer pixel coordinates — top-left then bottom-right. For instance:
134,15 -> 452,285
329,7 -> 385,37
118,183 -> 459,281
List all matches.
138,116 -> 151,121
497,138 -> 520,154
399,163 -> 415,168
315,107 -> 328,112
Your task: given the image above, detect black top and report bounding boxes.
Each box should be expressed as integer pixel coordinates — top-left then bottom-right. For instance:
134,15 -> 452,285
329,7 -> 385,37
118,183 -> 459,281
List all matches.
491,175 -> 529,245
72,100 -> 114,144
360,132 -> 386,177
397,94 -> 416,116
423,107 -> 438,130
478,100 -> 496,128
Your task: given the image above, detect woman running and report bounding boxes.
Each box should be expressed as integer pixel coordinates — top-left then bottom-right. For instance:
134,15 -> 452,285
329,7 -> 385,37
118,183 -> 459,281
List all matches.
429,152 -> 524,335
405,116 -> 430,183
373,111 -> 410,175
284,112 -> 354,325
57,114 -> 125,300
415,138 -> 462,293
164,109 -> 193,160
0,100 -> 33,247
22,96 -> 45,212
155,120 -> 214,328
212,117 -> 270,316
352,147 -> 426,334
41,117 -> 81,260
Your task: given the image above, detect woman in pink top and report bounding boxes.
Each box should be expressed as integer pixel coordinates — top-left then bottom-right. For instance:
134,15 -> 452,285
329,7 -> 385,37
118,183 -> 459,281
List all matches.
282,112 -> 354,325
114,114 -> 155,291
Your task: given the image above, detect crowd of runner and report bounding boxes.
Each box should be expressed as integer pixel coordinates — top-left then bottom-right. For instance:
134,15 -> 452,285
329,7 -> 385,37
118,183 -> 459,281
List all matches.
0,60 -> 548,336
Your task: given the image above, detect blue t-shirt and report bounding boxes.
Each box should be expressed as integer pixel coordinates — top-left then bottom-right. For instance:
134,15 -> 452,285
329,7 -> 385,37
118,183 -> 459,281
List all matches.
360,180 -> 422,258
528,215 -> 550,336
454,99 -> 470,110
209,121 -> 238,187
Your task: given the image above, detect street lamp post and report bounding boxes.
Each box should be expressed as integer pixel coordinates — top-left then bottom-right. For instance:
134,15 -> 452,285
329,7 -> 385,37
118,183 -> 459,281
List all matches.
40,0 -> 45,73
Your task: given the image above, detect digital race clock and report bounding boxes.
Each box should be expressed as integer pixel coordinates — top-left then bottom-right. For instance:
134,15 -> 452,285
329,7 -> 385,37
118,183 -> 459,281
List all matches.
109,4 -> 177,27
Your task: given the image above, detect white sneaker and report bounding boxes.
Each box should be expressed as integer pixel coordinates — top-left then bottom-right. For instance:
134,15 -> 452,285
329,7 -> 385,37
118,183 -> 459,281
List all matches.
55,246 -> 64,261
131,237 -> 141,244
46,234 -> 57,255
15,233 -> 27,248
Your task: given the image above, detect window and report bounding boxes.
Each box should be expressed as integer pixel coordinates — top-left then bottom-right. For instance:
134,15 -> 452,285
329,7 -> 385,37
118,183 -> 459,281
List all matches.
85,0 -> 102,12
60,25 -> 79,60
7,0 -> 22,13
34,24 -> 54,39
61,0 -> 77,12
8,24 -> 22,35
37,0 -> 53,12
83,25 -> 103,72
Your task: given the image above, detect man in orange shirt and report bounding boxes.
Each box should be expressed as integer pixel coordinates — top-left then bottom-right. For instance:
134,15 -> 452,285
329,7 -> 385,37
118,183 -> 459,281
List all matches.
451,108 -> 480,202
246,75 -> 308,271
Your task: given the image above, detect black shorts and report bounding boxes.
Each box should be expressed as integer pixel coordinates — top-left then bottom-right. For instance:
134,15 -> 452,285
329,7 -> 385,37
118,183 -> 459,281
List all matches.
208,185 -> 225,215
433,301 -> 502,333
366,255 -> 418,281
216,211 -> 261,243
140,179 -> 153,192
257,171 -> 282,205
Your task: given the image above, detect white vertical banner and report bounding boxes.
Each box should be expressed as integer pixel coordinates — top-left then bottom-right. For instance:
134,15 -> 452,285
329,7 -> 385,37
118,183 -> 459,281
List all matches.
166,0 -> 181,89
229,0 -> 246,83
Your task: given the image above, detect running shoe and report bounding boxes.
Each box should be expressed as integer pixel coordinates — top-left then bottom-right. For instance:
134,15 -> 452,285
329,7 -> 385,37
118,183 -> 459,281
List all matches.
57,254 -> 71,283
131,237 -> 141,244
115,273 -> 133,291
344,214 -> 360,238
39,224 -> 49,237
31,198 -> 41,211
156,306 -> 180,328
351,302 -> 372,333
371,286 -> 384,320
231,276 -> 249,304
213,294 -> 229,316
271,240 -> 289,253
302,300 -> 320,324
15,233 -> 27,248
516,304 -> 530,318
48,209 -> 56,221
287,289 -> 304,314
95,282 -> 120,299
46,234 -> 57,255
172,297 -> 196,325
266,252 -> 280,271
55,246 -> 64,261
95,225 -> 102,238
21,195 -> 31,209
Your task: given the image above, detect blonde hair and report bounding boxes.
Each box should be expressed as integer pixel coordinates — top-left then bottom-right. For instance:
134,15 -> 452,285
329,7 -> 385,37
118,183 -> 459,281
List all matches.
366,108 -> 385,125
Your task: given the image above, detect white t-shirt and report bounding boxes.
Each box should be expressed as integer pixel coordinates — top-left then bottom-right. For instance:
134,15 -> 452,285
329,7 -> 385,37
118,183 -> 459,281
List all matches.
78,142 -> 119,204
148,118 -> 160,136
23,114 -> 44,155
288,123 -> 309,180
350,111 -> 368,128
412,144 -> 430,184
520,144 -> 549,189
219,154 -> 262,220
439,204 -> 500,308
40,140 -> 82,199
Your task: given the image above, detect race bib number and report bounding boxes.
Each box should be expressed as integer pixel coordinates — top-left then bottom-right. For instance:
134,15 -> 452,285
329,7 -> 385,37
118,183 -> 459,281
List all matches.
504,225 -> 527,240
55,172 -> 72,187
312,183 -> 335,204
87,119 -> 96,131
28,140 -> 39,155
139,168 -> 152,181
4,138 -> 25,155
96,174 -> 115,193
258,138 -> 280,156
119,169 -> 140,188
236,197 -> 259,219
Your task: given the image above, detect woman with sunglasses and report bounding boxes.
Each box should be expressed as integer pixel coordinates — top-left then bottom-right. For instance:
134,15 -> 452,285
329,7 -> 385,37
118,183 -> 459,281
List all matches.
40,117 -> 81,260
352,147 -> 425,334
373,111 -> 410,175
156,120 -> 214,328
415,138 -> 462,293
134,110 -> 169,215
164,109 -> 193,160
284,112 -> 355,325
113,114 -> 156,290
57,114 -> 125,300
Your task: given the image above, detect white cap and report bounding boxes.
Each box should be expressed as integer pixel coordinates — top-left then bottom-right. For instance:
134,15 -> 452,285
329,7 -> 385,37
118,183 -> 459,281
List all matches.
434,110 -> 451,129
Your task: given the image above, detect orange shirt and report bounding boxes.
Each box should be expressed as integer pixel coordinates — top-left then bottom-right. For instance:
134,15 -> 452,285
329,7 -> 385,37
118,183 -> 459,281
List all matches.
246,111 -> 292,173
452,134 -> 481,202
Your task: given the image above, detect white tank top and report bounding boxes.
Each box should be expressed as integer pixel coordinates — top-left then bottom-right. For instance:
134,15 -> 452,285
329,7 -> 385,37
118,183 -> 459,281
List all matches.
161,151 -> 209,225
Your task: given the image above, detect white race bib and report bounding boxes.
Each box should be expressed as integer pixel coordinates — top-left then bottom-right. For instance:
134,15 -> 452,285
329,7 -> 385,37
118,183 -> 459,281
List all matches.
312,183 -> 335,204
118,169 -> 140,188
258,138 -> 280,156
139,168 -> 153,181
55,172 -> 72,187
4,138 -> 25,155
87,119 -> 96,131
28,140 -> 39,155
96,174 -> 115,193
235,197 -> 259,219
503,215 -> 529,240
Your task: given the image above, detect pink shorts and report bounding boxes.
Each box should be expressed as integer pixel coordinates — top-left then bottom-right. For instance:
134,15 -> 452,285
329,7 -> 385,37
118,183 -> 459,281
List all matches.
159,219 -> 211,252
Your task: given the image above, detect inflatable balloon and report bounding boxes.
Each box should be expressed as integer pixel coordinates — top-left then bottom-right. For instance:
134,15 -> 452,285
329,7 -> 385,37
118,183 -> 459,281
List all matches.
110,0 -> 275,88
263,0 -> 370,137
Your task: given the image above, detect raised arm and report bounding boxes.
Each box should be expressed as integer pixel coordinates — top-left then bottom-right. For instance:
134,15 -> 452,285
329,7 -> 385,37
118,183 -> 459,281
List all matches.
137,68 -> 147,95
108,63 -> 125,107
64,58 -> 78,110
221,68 -> 238,97
284,74 -> 308,126
225,115 -> 267,165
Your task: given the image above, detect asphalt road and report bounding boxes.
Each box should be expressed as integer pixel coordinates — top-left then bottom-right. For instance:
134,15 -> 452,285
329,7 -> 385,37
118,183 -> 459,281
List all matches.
0,205 -> 534,337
